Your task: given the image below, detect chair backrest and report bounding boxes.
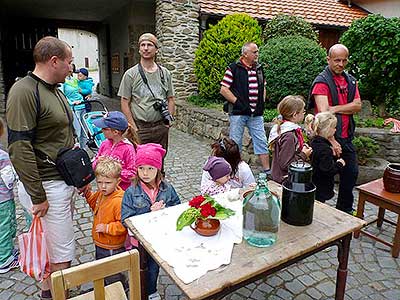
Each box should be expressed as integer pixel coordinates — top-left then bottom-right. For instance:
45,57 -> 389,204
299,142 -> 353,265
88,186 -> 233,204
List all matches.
51,250 -> 141,300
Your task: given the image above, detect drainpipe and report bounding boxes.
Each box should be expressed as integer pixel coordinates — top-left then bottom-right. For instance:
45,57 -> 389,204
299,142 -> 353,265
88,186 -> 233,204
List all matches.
199,14 -> 208,41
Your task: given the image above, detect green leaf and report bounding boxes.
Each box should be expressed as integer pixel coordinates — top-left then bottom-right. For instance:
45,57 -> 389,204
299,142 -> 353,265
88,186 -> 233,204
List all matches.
176,207 -> 200,231
214,207 -> 236,220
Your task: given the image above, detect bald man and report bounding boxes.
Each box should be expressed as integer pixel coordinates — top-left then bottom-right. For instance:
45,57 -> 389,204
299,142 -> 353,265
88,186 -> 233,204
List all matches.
308,44 -> 362,215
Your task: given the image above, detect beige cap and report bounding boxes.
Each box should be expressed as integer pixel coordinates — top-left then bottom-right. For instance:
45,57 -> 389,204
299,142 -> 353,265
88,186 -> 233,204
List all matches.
138,33 -> 159,48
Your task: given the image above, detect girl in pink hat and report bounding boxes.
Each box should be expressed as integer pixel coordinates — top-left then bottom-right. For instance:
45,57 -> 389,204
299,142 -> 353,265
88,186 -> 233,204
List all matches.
121,143 -> 180,300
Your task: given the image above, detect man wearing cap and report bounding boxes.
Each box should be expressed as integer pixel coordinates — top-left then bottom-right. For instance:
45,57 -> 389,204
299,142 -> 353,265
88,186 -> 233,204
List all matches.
118,33 -> 175,153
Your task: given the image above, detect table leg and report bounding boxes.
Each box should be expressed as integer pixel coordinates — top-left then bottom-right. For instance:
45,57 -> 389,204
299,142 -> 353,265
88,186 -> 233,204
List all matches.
335,233 -> 351,300
354,193 -> 366,238
138,242 -> 148,300
377,207 -> 385,228
392,215 -> 400,258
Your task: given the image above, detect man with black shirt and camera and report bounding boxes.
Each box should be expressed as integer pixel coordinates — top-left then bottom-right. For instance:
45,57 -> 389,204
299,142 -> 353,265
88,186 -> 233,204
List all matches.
118,33 -> 175,153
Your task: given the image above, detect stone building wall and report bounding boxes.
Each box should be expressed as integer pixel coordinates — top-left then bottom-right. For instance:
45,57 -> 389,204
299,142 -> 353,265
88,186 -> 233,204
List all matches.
155,0 -> 199,101
0,46 -> 5,116
174,101 -> 400,164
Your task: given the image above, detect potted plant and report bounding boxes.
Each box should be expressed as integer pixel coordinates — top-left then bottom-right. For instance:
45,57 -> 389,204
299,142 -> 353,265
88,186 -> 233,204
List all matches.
176,195 -> 235,236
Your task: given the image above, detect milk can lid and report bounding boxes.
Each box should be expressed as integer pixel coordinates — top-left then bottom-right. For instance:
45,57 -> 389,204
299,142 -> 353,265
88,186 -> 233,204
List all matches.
289,161 -> 312,172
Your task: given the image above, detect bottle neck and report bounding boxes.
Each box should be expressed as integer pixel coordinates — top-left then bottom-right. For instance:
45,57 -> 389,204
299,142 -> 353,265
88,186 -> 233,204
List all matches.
256,179 -> 269,193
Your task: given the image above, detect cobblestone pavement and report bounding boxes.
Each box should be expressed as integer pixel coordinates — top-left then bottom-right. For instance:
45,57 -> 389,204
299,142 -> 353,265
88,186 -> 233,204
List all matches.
1,97 -> 399,300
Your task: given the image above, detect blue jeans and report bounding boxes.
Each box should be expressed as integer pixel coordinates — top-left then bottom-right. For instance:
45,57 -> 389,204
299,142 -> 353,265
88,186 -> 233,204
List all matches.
72,109 -> 88,150
229,115 -> 268,154
336,138 -> 358,213
133,247 -> 159,295
95,246 -> 127,287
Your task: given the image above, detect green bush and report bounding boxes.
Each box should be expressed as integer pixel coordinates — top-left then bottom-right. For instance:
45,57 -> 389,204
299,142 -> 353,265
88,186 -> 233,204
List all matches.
259,36 -> 326,107
263,14 -> 318,43
340,15 -> 400,114
353,136 -> 379,165
263,108 -> 278,122
354,115 -> 388,128
194,13 -> 262,102
187,95 -> 222,110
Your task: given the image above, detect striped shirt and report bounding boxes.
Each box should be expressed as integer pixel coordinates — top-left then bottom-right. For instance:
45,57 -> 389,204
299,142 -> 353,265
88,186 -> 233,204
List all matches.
221,63 -> 259,113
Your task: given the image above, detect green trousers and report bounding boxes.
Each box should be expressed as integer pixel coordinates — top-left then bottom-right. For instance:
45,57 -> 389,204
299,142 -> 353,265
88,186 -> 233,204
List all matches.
0,199 -> 16,267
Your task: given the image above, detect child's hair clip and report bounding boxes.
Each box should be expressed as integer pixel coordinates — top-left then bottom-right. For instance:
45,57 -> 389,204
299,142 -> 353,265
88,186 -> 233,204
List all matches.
277,114 -> 283,121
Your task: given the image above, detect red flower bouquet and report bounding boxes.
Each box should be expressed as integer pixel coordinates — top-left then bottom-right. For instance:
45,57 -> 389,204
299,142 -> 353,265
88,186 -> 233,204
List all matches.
176,195 -> 235,231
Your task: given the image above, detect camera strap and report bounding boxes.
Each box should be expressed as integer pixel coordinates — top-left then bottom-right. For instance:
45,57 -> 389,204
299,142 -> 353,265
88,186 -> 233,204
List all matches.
138,63 -> 165,99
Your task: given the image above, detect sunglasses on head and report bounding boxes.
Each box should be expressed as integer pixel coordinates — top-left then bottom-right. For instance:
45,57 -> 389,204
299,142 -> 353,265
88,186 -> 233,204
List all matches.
218,138 -> 226,152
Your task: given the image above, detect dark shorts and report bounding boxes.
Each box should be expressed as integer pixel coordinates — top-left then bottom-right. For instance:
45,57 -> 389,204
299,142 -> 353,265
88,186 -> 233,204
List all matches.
95,246 -> 126,287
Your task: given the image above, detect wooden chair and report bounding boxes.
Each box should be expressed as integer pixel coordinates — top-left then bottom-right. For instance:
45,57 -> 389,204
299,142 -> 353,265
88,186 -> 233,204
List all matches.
51,250 -> 141,300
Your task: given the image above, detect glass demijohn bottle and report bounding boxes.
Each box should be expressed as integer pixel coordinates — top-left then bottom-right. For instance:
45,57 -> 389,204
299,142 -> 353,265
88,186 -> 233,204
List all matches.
243,172 -> 281,247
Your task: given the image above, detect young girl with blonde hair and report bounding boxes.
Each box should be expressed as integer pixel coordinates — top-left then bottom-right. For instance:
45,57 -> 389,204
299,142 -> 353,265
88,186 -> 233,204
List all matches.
304,112 -> 346,202
268,95 -> 312,183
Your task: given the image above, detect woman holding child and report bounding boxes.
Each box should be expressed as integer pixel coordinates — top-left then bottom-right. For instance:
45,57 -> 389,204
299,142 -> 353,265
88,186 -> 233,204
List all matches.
201,137 -> 255,191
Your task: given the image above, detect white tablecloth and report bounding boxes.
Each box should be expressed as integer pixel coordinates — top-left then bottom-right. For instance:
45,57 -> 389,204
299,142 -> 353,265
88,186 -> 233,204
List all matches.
128,189 -> 243,284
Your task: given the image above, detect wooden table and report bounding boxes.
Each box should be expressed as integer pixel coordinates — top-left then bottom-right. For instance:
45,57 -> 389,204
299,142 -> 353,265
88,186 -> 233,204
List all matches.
126,182 -> 365,300
355,178 -> 400,258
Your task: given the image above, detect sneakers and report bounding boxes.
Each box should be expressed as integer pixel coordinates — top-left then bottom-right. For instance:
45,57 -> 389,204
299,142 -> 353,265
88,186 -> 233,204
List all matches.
148,291 -> 161,300
0,255 -> 19,274
12,248 -> 19,257
346,209 -> 357,216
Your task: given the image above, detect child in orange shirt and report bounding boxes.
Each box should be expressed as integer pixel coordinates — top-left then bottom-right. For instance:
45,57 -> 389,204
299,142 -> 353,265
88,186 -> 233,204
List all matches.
82,157 -> 127,285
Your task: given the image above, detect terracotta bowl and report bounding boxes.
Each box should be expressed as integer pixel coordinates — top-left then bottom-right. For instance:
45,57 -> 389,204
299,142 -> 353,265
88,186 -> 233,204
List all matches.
383,163 -> 400,193
191,218 -> 220,236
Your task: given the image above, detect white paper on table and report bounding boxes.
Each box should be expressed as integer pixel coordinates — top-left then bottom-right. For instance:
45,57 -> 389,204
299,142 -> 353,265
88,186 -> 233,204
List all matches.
128,189 -> 243,284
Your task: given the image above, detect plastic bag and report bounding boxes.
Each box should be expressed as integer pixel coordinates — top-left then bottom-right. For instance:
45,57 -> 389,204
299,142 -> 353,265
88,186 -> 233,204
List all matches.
18,216 -> 51,282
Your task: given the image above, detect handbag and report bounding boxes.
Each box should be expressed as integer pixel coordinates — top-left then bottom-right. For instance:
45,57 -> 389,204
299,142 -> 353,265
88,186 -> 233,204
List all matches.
18,216 -> 51,282
55,147 -> 95,188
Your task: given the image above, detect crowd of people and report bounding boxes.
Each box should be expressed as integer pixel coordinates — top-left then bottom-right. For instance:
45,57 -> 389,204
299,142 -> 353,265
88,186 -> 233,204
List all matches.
0,32 -> 361,300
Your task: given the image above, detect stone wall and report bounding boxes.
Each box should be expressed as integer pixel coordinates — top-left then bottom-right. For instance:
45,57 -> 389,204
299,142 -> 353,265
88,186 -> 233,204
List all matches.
155,0 -> 199,101
0,45 -> 5,115
174,100 -> 400,164
356,127 -> 400,163
174,100 -> 274,165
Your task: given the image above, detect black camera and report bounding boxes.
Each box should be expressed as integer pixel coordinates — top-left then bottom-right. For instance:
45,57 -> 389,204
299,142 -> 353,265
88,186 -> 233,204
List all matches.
153,99 -> 174,125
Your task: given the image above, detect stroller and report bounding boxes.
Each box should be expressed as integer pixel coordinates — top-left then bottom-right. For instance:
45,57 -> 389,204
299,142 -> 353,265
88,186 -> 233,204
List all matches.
71,98 -> 108,153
